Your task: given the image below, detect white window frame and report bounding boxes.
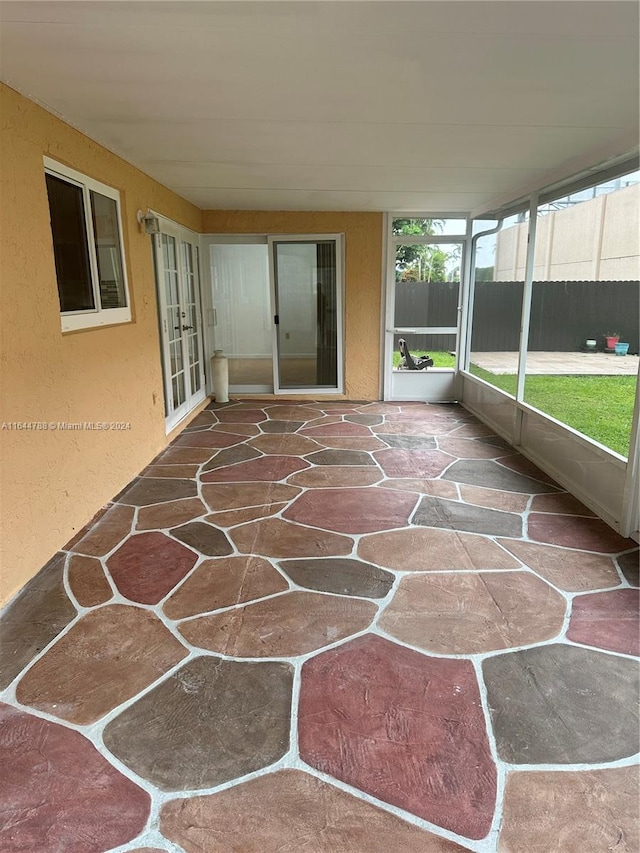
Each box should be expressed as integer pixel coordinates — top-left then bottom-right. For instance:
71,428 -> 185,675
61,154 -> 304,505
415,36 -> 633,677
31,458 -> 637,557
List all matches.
44,157 -> 131,332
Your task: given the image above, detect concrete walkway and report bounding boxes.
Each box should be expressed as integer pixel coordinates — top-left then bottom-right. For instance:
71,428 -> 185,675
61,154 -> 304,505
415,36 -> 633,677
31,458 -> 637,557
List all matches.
470,351 -> 639,376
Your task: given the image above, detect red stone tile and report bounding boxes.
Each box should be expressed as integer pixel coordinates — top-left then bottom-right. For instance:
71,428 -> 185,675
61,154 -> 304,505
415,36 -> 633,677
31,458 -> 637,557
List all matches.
160,769 -> 469,852
567,588 -> 639,656
136,497 -> 208,531
129,849 -> 165,853
380,572 -> 566,654
300,422 -> 372,437
373,419 -> 455,436
230,518 -> 353,559
67,555 -> 112,607
528,513 -> 635,553
618,549 -> 640,586
107,532 -> 198,604
298,635 -> 496,839
70,504 -> 134,557
163,556 -> 289,619
15,605 -> 188,724
374,448 -> 455,478
201,455 -> 309,483
449,423 -> 499,439
288,466 -> 383,488
216,408 -> 267,423
296,414 -> 342,428
357,402 -> 402,414
142,463 -> 199,478
309,435 -> 388,450
359,528 -> 520,571
496,454 -> 558,486
438,438 -> 505,458
316,404 -> 362,413
0,553 -> 76,690
174,430 -> 246,448
266,405 -> 324,420
248,434 -> 321,455
497,538 -> 620,592
210,423 -> 262,436
202,482 -> 300,511
180,590 -> 376,657
381,478 -> 458,498
459,485 -> 529,513
205,502 -> 288,527
118,477 -> 198,506
530,493 -> 596,516
499,766 -> 639,853
0,703 -> 150,852
284,487 -> 417,534
185,411 -> 218,428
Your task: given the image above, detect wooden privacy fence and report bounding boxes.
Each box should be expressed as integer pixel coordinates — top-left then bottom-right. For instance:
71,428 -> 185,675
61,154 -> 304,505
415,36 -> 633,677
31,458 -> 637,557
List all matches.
393,280 -> 639,353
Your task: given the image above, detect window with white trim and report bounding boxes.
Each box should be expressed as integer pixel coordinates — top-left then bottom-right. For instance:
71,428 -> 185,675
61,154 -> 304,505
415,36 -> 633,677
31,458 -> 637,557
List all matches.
44,158 -> 131,331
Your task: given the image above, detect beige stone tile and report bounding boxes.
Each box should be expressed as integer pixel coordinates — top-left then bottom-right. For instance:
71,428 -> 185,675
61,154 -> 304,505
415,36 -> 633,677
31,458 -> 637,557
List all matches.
358,528 -> 520,571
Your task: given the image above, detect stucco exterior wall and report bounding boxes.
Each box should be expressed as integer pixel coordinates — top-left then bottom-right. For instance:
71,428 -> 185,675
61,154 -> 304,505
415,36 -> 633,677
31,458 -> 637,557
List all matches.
202,210 -> 384,402
0,84 -> 203,604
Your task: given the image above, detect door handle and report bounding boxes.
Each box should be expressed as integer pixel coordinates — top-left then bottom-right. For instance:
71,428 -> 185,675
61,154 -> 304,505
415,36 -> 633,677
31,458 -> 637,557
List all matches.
182,325 -> 194,330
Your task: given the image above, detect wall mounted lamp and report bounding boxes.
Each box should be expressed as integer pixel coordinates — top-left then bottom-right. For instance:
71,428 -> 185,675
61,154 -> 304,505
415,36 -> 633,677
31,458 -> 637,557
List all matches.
136,209 -> 160,234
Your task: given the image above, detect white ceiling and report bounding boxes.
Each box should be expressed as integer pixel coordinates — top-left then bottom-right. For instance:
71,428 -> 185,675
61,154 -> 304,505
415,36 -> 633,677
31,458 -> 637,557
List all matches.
1,1 -> 638,214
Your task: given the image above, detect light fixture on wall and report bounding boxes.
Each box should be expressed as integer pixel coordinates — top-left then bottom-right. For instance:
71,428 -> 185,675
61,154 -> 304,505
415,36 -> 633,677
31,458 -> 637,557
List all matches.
136,209 -> 160,234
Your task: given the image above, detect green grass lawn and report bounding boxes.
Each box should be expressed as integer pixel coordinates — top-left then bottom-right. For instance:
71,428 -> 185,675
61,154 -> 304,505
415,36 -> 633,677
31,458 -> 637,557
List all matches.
468,364 -> 636,456
393,350 -> 456,368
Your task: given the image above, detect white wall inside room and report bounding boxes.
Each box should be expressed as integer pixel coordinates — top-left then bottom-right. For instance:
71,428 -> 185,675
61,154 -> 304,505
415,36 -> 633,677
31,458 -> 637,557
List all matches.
210,244 -> 271,357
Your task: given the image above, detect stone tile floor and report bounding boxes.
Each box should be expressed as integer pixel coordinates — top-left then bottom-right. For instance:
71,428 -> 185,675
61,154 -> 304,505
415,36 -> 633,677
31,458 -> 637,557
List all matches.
1,400 -> 638,853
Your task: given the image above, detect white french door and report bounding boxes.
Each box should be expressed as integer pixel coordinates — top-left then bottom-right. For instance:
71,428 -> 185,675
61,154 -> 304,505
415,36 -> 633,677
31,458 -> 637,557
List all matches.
153,218 -> 206,430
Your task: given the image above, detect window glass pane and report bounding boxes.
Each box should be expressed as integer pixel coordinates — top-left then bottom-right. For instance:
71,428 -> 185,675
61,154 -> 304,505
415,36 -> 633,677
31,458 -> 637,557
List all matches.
393,218 -> 466,236
525,172 -> 639,456
45,173 -> 94,312
468,212 -> 529,394
90,191 -> 127,309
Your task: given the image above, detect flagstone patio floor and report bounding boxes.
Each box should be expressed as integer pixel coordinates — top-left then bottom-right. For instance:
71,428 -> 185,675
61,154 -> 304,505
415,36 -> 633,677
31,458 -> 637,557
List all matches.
1,400 -> 638,853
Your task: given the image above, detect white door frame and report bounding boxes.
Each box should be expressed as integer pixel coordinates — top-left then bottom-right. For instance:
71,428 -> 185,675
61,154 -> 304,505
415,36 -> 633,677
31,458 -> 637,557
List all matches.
199,233 -> 345,396
152,214 -> 206,432
268,234 -> 344,395
383,217 -> 470,401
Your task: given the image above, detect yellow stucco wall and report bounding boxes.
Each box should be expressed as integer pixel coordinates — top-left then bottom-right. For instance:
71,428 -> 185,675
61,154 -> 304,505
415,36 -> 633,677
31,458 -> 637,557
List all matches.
202,211 -> 384,402
0,84 -> 203,604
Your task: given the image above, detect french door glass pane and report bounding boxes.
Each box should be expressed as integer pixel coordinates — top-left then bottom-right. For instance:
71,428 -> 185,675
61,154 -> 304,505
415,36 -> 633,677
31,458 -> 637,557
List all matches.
181,241 -> 202,393
273,240 -> 338,389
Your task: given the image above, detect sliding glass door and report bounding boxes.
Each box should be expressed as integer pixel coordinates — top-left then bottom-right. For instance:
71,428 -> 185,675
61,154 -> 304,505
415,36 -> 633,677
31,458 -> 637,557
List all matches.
200,234 -> 343,396
269,235 -> 342,393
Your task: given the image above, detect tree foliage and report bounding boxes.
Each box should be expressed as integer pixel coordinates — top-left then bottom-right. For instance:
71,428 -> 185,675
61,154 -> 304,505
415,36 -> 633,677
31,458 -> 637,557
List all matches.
393,218 -> 460,282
